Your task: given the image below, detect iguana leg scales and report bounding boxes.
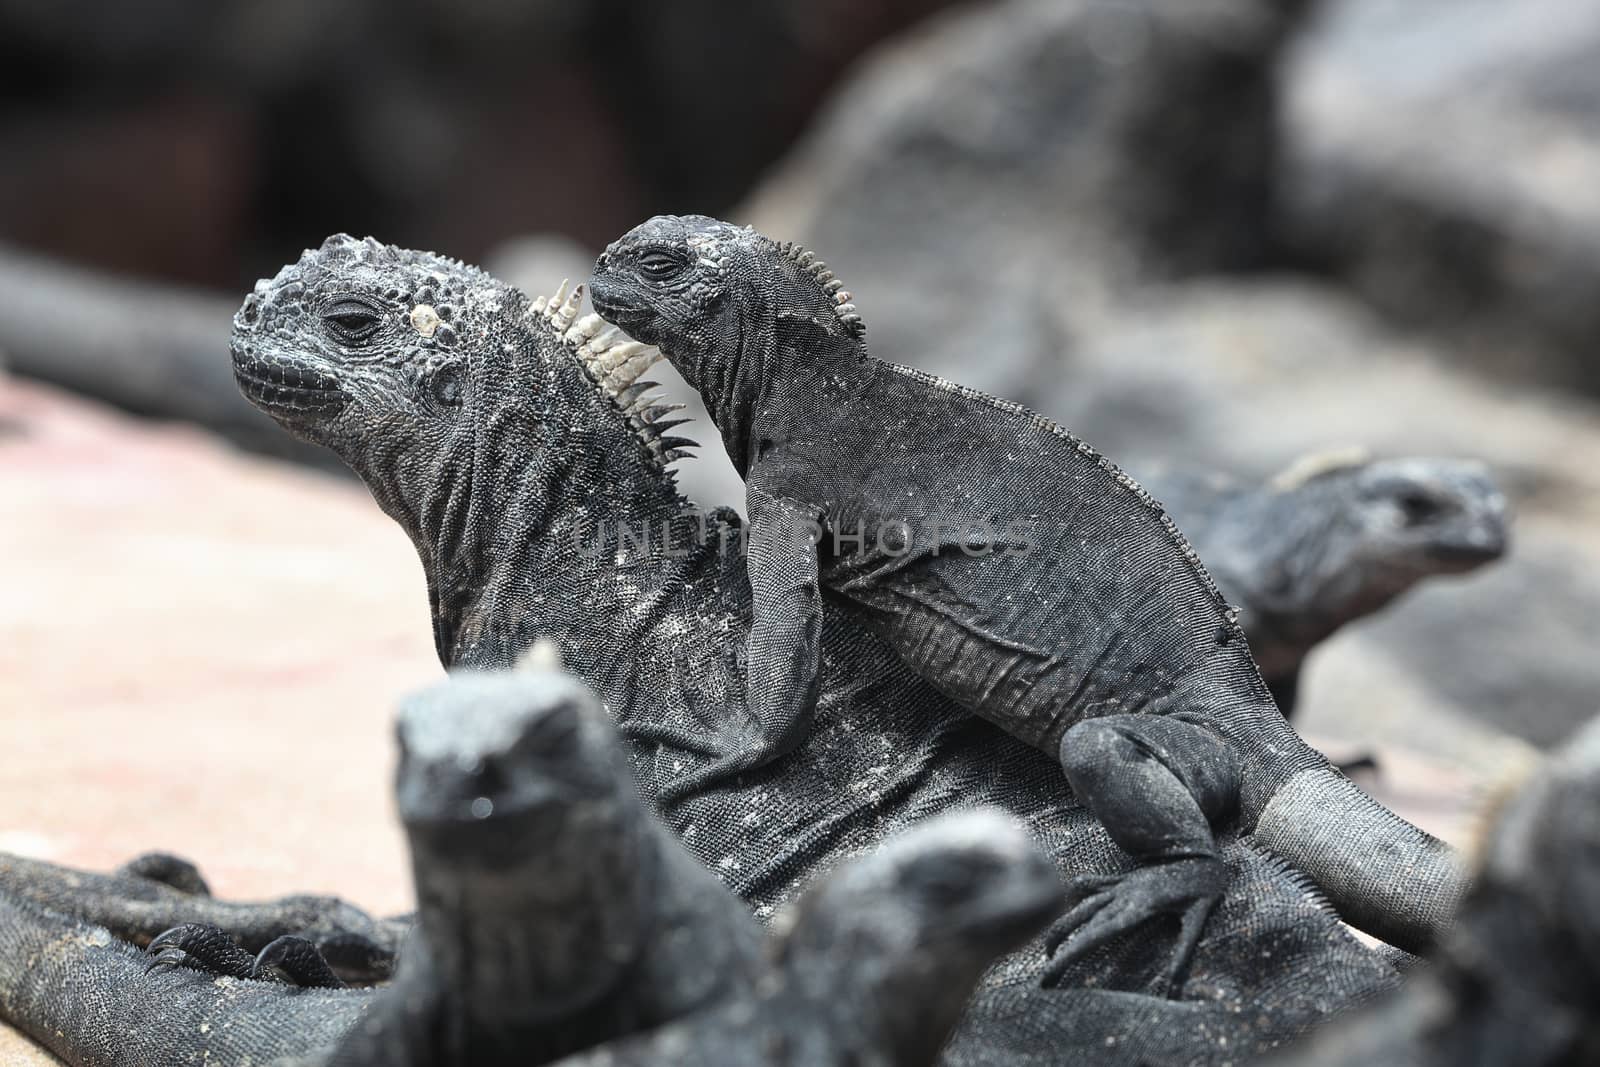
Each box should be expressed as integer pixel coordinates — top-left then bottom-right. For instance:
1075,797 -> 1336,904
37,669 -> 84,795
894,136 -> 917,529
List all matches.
0,852 -> 403,982
254,934 -> 347,988
145,923 -> 258,979
1049,714 -> 1242,995
623,720 -> 768,802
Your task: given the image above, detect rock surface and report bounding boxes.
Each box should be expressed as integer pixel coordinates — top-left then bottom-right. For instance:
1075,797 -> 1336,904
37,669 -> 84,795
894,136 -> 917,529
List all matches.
1283,0 -> 1600,391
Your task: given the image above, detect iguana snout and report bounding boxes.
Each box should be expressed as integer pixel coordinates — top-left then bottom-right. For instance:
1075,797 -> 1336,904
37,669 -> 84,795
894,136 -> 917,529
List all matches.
231,283 -> 351,422
395,668 -> 627,834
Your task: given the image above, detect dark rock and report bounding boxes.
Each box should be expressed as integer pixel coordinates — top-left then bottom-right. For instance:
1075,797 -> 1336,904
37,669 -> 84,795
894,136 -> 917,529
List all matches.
1282,0 -> 1600,392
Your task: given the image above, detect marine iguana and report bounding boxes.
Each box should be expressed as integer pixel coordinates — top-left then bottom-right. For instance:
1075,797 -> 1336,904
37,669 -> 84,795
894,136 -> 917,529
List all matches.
587,214 -> 1464,966
291,664 -> 780,1065
0,666 -> 1059,1067
1148,451 -> 1510,716
1268,715 -> 1600,1067
207,234 -> 1403,1061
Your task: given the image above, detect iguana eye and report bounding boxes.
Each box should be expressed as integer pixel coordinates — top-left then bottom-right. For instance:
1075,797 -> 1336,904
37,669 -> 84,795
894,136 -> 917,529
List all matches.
638,249 -> 687,282
321,300 -> 384,344
1397,491 -> 1443,526
428,362 -> 465,408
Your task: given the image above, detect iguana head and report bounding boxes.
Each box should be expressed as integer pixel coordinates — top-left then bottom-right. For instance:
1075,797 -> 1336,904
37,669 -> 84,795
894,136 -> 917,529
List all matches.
395,664 -> 655,1021
770,808 -> 1061,1062
232,235 -> 694,665
1260,454 -> 1510,621
590,214 -> 864,471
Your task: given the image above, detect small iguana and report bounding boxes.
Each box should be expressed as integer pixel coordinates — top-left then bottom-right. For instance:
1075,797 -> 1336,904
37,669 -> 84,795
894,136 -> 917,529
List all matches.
551,808 -> 1064,1067
0,666 -> 1056,1067
326,664 -> 776,1065
1268,714 -> 1600,1067
588,214 -> 1464,966
208,235 -> 1404,1062
1147,451 -> 1510,716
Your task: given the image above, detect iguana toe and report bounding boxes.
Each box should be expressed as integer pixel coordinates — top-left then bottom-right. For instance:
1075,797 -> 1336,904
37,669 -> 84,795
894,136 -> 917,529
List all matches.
144,923 -> 257,980
251,935 -> 345,988
309,930 -> 397,984
1040,855 -> 1229,996
117,851 -> 213,896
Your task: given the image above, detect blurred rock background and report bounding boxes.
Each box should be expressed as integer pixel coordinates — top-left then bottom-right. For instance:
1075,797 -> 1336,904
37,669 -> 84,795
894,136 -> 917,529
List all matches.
3,0 -> 1598,1057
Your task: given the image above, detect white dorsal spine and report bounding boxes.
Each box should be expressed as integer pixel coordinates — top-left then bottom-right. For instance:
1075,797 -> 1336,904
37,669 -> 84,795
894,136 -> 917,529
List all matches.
773,238 -> 866,340
532,282 -> 695,467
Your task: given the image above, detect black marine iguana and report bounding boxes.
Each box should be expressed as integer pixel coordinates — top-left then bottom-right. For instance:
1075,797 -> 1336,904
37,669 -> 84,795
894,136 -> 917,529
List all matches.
1148,451 -> 1509,716
174,235 -> 1405,1062
587,214 -> 1463,966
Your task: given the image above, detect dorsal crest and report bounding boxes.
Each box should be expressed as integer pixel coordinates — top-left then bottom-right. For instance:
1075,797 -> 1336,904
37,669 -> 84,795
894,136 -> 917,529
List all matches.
1269,447 -> 1371,492
529,279 -> 697,469
773,239 -> 866,340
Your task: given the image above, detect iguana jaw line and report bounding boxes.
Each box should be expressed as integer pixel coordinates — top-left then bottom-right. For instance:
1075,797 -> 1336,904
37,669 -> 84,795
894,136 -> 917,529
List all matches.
228,329 -> 351,422
529,278 -> 696,468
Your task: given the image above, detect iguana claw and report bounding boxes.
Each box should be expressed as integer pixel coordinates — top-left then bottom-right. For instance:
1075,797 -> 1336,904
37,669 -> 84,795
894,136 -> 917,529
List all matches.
1039,855 -> 1228,996
144,923 -> 257,979
144,924 -> 346,988
252,935 -> 345,988
620,721 -> 772,801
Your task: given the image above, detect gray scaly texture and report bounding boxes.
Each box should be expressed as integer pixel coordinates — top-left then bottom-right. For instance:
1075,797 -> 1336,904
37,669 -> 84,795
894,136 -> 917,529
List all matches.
1268,714 -> 1600,1066
1146,451 -> 1509,716
213,235 -> 1402,1063
0,850 -> 404,984
589,215 -> 1464,974
551,808 -> 1064,1067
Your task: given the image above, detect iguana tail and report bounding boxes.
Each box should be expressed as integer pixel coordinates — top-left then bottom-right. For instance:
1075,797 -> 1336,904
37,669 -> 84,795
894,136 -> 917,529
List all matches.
1247,754 -> 1466,953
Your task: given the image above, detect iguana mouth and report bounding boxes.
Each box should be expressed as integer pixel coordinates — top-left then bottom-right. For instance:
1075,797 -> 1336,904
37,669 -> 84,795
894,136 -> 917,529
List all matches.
530,280 -> 696,468
230,344 -> 350,418
1422,537 -> 1507,569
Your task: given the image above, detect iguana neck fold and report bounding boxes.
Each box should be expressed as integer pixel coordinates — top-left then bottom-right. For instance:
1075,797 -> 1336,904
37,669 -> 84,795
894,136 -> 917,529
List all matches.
361,340 -> 707,671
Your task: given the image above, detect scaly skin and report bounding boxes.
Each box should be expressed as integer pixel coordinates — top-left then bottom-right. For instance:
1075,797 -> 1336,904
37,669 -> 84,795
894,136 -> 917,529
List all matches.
204,235 -> 1404,1062
589,215 -> 1465,968
1268,715 -> 1600,1066
551,809 -> 1064,1067
0,851 -> 404,984
1147,453 -> 1510,716
324,666 -> 770,1065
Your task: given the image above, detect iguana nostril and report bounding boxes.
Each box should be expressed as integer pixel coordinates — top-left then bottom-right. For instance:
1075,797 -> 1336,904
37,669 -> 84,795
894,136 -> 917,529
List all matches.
241,298 -> 260,326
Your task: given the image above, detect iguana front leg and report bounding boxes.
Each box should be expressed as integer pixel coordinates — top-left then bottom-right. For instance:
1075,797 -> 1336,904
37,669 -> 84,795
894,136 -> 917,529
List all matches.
146,922 -> 346,988
631,488 -> 824,802
0,851 -> 403,983
1043,715 -> 1240,995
